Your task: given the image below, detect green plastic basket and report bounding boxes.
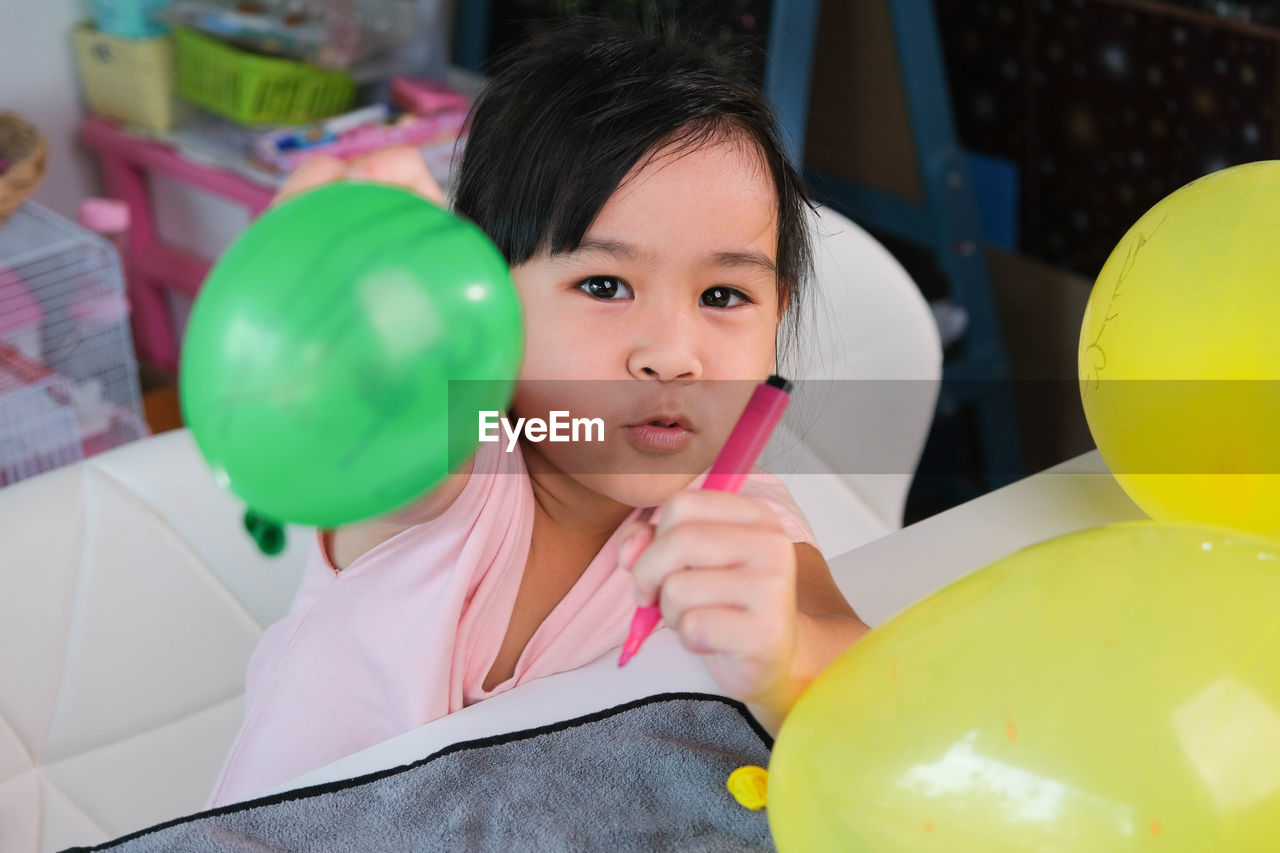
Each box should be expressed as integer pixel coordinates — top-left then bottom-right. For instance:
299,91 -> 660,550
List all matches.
173,27 -> 355,126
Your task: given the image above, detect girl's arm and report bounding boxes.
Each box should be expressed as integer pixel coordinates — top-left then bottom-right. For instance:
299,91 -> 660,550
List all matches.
745,542 -> 869,735
277,148 -> 469,571
327,458 -> 475,570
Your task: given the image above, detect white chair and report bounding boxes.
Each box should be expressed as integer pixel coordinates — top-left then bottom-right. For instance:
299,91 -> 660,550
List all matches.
0,204 -> 939,851
764,204 -> 942,556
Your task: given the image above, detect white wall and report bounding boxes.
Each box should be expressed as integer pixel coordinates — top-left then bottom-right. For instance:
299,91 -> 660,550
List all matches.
0,0 -> 102,220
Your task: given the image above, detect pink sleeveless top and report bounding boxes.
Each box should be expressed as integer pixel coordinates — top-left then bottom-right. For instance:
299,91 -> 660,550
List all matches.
207,440 -> 816,807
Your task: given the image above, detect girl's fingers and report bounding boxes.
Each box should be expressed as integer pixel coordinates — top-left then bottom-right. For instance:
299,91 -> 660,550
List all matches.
272,147 -> 447,211
651,490 -> 780,539
347,146 -> 447,205
616,519 -> 652,550
274,155 -> 348,206
630,521 -> 791,606
616,521 -> 654,575
658,564 -> 788,619
675,605 -> 785,659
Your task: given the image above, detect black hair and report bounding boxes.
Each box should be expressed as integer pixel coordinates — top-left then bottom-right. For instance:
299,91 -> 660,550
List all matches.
452,15 -> 814,364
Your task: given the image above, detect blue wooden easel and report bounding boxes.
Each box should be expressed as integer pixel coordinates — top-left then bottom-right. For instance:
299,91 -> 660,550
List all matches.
796,0 -> 1025,490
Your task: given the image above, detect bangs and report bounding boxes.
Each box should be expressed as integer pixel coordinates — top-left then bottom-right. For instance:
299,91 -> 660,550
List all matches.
452,15 -> 813,358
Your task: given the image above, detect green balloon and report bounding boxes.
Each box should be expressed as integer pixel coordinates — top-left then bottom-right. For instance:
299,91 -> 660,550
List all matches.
180,182 -> 523,528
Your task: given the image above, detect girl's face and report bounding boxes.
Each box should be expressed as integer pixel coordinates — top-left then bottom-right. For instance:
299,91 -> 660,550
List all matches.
510,133 -> 783,507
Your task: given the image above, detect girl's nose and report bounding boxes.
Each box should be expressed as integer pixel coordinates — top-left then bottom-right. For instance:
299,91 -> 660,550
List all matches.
625,307 -> 703,382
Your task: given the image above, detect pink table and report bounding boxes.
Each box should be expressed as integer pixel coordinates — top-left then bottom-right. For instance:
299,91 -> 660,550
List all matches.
80,117 -> 276,372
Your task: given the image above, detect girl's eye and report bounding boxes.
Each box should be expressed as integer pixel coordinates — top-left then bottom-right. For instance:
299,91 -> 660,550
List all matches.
701,286 -> 750,309
577,276 -> 632,300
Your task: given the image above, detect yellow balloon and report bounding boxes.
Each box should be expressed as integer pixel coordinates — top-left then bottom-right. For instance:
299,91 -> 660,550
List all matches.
1078,161 -> 1280,538
768,523 -> 1280,852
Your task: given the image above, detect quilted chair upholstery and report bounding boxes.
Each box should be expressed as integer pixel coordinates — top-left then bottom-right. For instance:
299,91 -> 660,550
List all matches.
0,204 -> 939,851
0,430 -> 309,851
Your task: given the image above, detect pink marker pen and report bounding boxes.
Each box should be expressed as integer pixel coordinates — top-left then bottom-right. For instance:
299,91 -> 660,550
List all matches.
618,374 -> 793,666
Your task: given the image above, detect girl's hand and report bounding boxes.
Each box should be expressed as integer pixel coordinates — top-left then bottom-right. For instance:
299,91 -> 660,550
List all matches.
624,490 -> 800,712
273,146 -> 447,207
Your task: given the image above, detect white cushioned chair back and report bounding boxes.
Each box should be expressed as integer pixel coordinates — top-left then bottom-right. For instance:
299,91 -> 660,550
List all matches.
0,430 -> 308,852
760,204 -> 941,557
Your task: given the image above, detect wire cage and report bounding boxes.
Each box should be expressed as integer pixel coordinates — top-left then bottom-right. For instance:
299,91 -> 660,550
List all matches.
0,201 -> 147,486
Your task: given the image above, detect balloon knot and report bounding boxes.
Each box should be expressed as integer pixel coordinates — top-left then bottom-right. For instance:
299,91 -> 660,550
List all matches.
727,765 -> 769,811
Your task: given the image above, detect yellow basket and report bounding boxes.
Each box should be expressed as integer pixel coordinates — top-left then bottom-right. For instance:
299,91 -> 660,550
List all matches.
173,27 -> 355,126
73,23 -> 181,133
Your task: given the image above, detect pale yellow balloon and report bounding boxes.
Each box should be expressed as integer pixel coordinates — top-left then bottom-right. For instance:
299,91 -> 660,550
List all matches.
1078,161 -> 1280,538
768,523 -> 1280,852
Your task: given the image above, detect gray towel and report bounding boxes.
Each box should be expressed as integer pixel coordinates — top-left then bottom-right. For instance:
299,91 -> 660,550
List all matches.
67,693 -> 778,852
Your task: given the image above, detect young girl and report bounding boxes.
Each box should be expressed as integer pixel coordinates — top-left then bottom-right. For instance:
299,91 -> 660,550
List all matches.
208,17 -> 868,809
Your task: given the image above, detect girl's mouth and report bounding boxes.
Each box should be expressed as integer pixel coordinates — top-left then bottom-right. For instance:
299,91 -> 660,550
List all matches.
624,420 -> 693,453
